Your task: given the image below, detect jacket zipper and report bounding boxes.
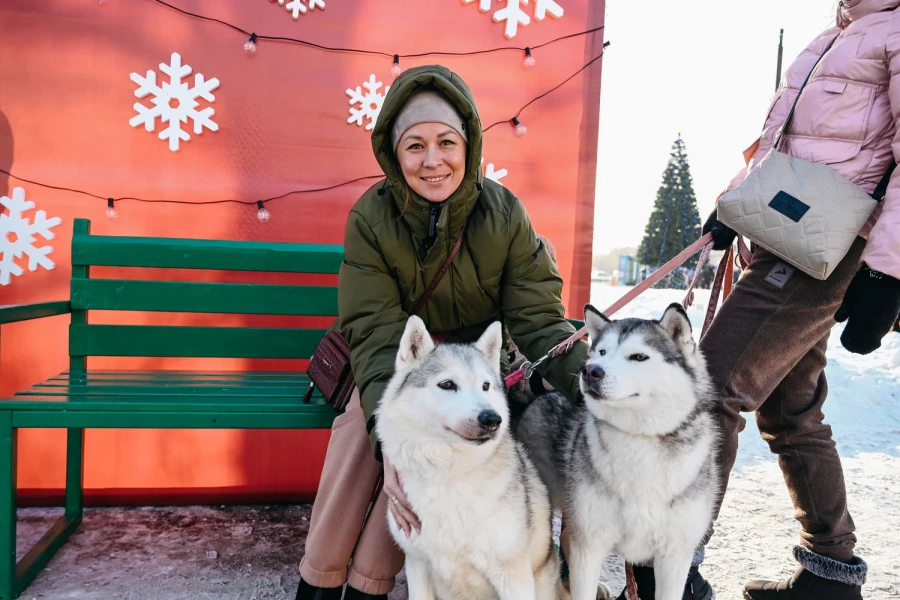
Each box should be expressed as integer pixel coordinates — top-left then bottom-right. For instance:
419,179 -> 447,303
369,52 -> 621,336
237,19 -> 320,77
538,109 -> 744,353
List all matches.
448,218 -> 461,329
423,204 -> 440,256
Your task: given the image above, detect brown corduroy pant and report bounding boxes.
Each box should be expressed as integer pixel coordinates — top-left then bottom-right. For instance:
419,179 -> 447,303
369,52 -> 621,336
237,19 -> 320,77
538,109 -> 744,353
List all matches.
299,390 -> 404,595
700,238 -> 865,562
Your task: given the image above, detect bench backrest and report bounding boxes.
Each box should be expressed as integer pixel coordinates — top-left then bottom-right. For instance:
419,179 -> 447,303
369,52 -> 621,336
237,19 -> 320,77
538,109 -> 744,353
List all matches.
67,218 -> 343,372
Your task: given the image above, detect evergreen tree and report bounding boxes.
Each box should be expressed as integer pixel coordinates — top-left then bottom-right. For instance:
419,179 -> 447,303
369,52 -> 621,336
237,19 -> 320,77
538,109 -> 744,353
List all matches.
637,137 -> 703,289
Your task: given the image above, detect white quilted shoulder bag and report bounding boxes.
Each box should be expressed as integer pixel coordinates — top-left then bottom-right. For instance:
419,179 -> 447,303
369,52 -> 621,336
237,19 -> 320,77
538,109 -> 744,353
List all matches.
717,35 -> 895,280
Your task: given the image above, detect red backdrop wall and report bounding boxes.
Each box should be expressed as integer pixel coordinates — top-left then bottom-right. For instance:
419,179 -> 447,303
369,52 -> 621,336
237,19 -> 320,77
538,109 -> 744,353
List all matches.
0,0 -> 606,505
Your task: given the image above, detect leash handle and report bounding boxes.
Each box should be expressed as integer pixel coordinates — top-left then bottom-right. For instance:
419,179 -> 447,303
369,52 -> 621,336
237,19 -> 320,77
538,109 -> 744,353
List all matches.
701,245 -> 734,340
682,239 -> 715,311
503,233 -> 715,389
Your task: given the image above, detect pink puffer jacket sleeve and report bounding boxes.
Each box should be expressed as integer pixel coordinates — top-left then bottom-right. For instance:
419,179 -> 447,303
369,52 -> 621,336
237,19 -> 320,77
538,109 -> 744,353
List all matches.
861,19 -> 900,280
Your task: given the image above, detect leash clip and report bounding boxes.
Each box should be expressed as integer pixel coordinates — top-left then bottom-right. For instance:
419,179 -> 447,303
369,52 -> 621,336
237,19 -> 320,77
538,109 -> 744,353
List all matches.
519,361 -> 534,380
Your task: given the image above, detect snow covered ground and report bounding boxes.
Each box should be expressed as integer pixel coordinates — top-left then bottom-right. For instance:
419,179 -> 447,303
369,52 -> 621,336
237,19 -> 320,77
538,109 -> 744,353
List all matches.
13,284 -> 900,599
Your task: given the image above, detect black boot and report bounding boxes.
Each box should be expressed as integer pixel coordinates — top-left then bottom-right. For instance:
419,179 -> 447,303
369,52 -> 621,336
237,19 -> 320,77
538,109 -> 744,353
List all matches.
294,578 -> 343,600
616,565 -> 714,600
342,586 -> 388,600
743,547 -> 866,600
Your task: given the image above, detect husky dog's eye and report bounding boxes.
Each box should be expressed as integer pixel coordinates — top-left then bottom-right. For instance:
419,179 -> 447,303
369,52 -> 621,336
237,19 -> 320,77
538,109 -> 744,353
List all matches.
437,380 -> 458,391
629,353 -> 649,362
482,382 -> 490,391
598,349 -> 606,356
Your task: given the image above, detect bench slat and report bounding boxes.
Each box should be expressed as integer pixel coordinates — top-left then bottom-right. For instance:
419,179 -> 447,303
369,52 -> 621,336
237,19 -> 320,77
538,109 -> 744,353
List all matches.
69,325 -> 327,358
22,385 -> 312,397
71,279 -> 338,316
0,395 -> 328,412
48,374 -> 311,384
72,233 -> 344,273
56,370 -> 311,379
11,410 -> 338,429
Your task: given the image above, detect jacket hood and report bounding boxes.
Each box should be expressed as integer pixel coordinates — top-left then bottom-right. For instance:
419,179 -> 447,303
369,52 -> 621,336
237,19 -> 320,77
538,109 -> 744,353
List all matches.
371,64 -> 484,242
837,0 -> 900,26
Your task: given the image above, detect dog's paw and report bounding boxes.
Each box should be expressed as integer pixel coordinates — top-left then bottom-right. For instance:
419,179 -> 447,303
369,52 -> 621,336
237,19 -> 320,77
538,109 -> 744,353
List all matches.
595,582 -> 614,600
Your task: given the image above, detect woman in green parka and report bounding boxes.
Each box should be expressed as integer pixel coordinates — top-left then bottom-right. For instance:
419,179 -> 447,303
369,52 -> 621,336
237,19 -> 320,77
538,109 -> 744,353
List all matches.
296,64 -> 589,600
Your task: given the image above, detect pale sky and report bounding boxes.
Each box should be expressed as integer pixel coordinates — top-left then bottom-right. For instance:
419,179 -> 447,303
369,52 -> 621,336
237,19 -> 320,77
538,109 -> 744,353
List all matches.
593,0 -> 838,255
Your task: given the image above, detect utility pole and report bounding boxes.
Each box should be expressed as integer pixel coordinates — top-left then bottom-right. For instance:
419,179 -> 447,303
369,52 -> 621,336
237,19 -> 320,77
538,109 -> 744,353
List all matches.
776,29 -> 784,91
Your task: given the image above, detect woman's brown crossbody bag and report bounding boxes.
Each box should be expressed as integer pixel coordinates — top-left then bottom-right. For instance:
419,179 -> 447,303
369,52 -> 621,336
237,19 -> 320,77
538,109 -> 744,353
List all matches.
302,226 -> 467,411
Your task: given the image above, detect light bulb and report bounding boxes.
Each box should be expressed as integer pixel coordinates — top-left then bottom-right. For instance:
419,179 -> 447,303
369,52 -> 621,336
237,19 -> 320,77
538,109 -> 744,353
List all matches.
390,55 -> 402,77
105,198 -> 118,220
523,47 -> 535,68
256,201 -> 270,223
244,33 -> 258,54
511,117 -> 527,138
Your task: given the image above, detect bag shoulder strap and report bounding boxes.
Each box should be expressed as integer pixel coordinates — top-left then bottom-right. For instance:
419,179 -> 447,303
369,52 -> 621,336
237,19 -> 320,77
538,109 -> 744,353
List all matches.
410,225 -> 467,316
774,34 -> 840,150
872,162 -> 896,202
772,33 -> 896,203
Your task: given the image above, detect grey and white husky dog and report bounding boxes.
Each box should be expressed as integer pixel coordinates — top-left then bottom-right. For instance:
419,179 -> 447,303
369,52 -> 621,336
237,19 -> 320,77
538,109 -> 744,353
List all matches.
517,303 -> 720,600
375,316 -> 599,600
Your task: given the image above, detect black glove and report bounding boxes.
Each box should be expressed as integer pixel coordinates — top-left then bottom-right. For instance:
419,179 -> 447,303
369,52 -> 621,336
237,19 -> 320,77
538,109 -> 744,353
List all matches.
835,264 -> 900,355
702,206 -> 737,251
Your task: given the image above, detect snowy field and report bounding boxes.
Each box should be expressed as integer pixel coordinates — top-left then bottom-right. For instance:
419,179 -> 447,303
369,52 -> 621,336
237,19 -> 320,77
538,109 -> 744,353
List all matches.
13,283 -> 900,599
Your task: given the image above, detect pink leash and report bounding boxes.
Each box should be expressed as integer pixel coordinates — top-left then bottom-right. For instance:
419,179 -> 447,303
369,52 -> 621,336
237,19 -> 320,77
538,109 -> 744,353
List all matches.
503,232 -> 716,389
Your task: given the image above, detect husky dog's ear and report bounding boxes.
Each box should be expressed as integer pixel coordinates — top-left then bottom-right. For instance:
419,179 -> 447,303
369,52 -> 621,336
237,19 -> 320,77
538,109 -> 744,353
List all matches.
475,321 -> 503,372
658,303 -> 695,354
584,304 -> 611,343
397,316 -> 436,369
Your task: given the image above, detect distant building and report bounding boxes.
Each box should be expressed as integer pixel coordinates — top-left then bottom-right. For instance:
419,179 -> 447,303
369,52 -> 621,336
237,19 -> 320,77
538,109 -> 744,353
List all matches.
618,255 -> 641,286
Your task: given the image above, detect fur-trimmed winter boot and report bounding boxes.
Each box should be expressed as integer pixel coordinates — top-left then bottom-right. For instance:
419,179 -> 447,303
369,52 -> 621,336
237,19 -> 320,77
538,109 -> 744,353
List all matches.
615,565 -> 715,600
743,547 -> 866,600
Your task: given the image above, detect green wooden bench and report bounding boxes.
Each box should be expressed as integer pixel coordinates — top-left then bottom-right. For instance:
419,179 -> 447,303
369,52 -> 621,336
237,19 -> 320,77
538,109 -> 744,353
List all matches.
0,218 -> 342,599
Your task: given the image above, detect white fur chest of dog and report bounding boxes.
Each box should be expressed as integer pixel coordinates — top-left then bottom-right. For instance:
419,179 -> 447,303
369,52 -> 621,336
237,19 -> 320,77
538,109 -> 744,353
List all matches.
517,303 -> 720,600
388,441 -> 557,600
375,317 -> 572,600
569,415 -> 716,564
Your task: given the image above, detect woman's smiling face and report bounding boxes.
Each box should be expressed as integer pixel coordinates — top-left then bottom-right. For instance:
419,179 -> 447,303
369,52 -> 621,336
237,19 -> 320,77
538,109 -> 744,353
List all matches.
396,122 -> 467,203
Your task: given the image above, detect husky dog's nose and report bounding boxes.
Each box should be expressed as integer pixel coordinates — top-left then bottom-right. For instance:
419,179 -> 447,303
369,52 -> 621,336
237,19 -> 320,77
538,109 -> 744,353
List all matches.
582,364 -> 605,382
477,410 -> 502,432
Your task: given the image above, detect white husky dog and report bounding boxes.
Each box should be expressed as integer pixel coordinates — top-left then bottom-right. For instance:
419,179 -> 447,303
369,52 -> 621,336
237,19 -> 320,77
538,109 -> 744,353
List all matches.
375,316 -> 581,600
517,303 -> 719,600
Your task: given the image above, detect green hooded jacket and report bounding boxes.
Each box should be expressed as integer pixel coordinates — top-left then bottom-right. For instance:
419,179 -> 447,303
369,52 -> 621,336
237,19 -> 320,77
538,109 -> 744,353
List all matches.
337,65 -> 589,455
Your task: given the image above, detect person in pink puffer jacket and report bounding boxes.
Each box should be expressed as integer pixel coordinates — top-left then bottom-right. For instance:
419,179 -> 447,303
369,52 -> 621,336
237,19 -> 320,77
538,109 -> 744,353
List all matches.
622,2 -> 900,600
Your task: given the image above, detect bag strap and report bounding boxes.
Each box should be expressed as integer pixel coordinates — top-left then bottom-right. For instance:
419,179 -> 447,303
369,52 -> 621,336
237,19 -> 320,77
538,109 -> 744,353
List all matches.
772,33 -> 896,201
872,162 -> 896,202
774,34 -> 840,151
409,224 -> 467,316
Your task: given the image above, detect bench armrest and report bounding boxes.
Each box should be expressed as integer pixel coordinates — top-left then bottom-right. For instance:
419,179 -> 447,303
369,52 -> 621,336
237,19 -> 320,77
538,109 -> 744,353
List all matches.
0,301 -> 71,325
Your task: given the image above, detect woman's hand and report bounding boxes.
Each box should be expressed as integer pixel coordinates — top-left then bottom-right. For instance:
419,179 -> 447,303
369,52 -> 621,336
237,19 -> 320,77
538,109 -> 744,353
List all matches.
382,455 -> 422,537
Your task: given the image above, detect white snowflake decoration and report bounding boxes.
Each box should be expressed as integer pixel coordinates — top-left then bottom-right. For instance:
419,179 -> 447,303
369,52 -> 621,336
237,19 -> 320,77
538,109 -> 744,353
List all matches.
482,158 -> 508,186
129,52 -> 220,152
0,187 -> 62,286
347,74 -> 390,131
276,0 -> 325,19
534,0 -> 564,20
283,0 -> 306,18
493,0 -> 530,39
462,0 -> 492,11
467,0 -> 564,39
